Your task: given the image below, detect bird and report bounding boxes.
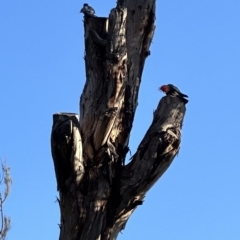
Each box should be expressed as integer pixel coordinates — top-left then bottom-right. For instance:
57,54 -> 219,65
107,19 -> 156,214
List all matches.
80,3 -> 95,17
159,84 -> 188,104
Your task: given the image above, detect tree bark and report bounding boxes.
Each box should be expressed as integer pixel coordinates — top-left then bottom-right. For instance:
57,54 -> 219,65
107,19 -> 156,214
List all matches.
51,1 -> 187,240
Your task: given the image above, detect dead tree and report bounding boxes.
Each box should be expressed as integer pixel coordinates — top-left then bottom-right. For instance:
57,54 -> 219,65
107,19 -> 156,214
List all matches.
51,1 -> 187,239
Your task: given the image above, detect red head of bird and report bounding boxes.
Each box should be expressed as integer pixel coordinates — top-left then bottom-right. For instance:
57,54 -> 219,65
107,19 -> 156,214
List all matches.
159,85 -> 169,93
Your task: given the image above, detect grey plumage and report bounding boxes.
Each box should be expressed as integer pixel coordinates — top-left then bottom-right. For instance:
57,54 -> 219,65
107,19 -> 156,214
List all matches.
80,3 -> 95,17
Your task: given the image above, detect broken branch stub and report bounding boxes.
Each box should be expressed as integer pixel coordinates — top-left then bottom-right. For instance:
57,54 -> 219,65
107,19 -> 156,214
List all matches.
51,113 -> 84,191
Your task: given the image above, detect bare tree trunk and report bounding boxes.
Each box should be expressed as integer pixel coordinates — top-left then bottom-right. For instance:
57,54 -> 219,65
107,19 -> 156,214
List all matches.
51,1 -> 187,240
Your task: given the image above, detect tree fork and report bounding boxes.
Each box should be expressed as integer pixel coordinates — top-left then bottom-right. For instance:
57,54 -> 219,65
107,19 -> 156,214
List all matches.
51,2 -> 187,240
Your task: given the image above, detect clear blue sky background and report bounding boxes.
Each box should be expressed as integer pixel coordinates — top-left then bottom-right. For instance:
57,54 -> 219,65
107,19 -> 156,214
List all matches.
1,1 -> 240,239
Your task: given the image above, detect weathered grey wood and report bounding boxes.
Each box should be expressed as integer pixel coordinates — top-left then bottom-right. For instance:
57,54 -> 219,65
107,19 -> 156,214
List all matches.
80,8 -> 129,164
51,1 -> 188,240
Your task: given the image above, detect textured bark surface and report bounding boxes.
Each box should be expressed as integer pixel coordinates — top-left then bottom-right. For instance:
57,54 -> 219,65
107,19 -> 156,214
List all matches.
51,1 -> 187,240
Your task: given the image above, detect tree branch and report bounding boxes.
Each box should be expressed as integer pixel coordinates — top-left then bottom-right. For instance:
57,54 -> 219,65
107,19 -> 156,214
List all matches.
51,113 -> 84,192
117,0 -> 156,142
107,96 -> 186,232
122,96 -> 185,195
0,162 -> 11,240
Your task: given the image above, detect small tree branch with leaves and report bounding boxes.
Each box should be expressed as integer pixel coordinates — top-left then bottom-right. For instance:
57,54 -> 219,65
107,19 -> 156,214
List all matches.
51,1 -> 188,239
0,162 -> 11,240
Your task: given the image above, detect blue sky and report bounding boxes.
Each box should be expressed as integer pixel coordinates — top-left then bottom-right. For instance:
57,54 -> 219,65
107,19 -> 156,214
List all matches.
1,0 -> 240,239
